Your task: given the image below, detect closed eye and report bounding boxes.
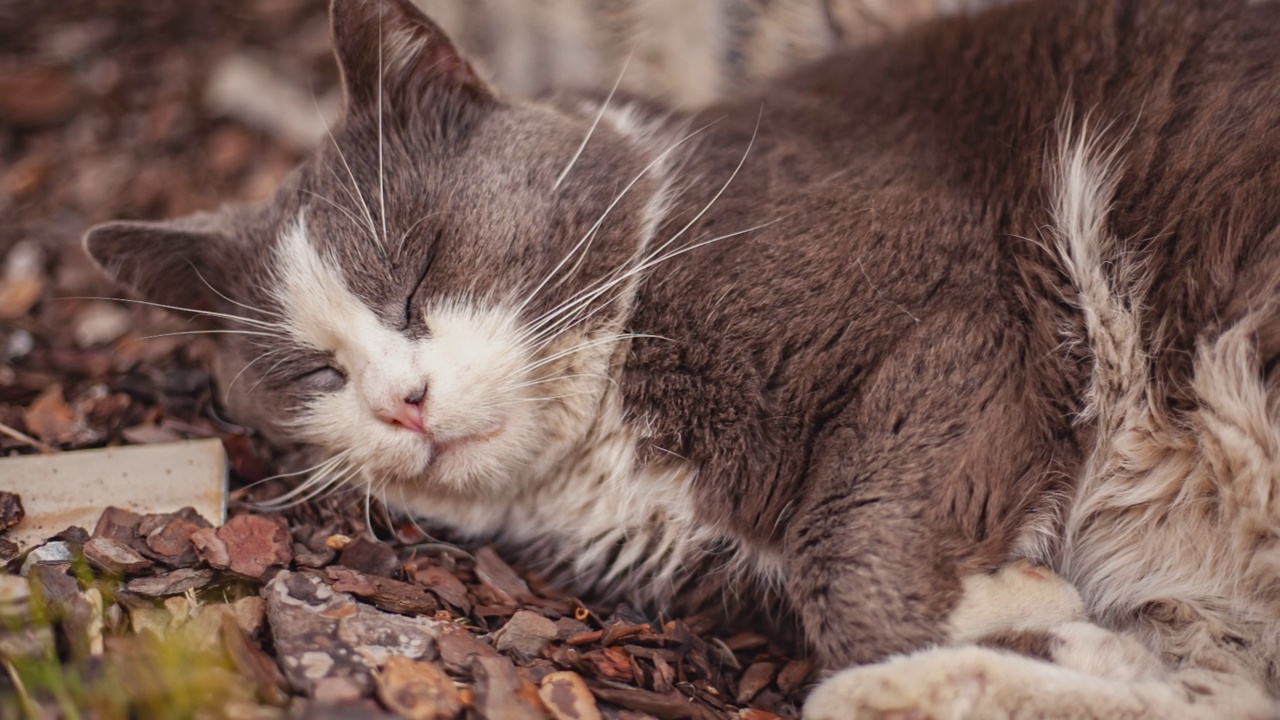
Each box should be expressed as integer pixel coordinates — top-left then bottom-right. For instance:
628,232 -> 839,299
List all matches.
296,365 -> 347,393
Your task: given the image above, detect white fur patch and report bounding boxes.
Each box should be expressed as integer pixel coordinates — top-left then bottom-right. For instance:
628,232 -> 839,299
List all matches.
947,561 -> 1086,643
1028,115 -> 1280,706
272,216 -> 536,490
272,212 -> 780,607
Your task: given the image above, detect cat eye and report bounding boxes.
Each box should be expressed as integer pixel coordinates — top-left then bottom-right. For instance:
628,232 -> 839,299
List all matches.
296,365 -> 347,394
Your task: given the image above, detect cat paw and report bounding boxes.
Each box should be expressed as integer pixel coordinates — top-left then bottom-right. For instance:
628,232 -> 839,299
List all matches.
947,560 -> 1086,642
803,647 -> 1019,720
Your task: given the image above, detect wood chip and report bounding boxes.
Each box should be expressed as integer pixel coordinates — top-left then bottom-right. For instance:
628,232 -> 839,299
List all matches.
588,685 -> 715,720
720,632 -> 768,653
774,659 -> 814,695
82,536 -> 153,575
0,492 -> 24,531
601,621 -> 652,646
375,655 -> 464,720
582,646 -> 635,683
738,710 -> 784,720
222,611 -> 289,707
336,537 -> 399,577
0,537 -> 18,564
326,566 -> 439,615
734,662 -> 776,704
143,516 -> 205,566
125,567 -> 215,596
474,545 -> 534,605
538,671 -> 602,720
218,514 -> 292,579
325,533 -> 353,551
410,563 -> 471,614
0,64 -> 78,127
495,610 -> 558,658
471,654 -> 550,720
436,628 -> 500,673
191,526 -> 231,569
93,506 -> 143,544
22,384 -> 82,445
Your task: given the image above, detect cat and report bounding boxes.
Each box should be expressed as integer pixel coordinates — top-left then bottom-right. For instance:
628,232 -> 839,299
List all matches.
421,0 -> 968,106
84,0 -> 1280,716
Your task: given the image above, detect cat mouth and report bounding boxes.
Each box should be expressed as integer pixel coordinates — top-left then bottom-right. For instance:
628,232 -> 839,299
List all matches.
430,420 -> 505,456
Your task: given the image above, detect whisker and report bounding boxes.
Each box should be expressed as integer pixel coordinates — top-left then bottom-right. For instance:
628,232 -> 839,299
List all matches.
526,216 -> 781,349
244,352 -> 300,395
525,108 -> 763,344
553,52 -> 632,190
244,450 -> 351,490
252,454 -> 354,510
511,332 -> 664,380
506,372 -> 615,391
312,85 -> 387,262
187,263 -> 281,320
377,2 -> 389,250
224,346 -> 289,402
512,118 -> 724,320
59,296 -> 281,331
303,189 -> 373,239
139,329 -> 280,340
482,391 -> 600,410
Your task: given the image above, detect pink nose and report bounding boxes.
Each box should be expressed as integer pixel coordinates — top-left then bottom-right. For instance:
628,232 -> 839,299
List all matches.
378,390 -> 428,435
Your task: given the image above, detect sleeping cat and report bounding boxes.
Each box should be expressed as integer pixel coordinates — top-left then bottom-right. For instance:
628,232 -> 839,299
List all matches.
85,0 -> 1280,716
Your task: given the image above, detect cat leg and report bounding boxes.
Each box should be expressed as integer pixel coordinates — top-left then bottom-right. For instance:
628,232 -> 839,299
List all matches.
804,562 -> 1278,720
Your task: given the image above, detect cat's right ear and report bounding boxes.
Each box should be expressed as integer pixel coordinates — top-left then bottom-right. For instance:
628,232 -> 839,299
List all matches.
83,220 -> 241,318
330,0 -> 493,110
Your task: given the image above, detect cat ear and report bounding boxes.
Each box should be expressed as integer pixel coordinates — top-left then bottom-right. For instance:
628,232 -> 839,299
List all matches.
83,219 -> 242,318
330,0 -> 492,109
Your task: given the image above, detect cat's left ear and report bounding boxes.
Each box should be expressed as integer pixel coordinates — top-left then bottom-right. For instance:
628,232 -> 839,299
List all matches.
330,0 -> 493,109
82,217 -> 245,319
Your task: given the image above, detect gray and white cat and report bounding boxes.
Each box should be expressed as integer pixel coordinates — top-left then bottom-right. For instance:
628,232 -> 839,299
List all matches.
86,0 -> 1280,716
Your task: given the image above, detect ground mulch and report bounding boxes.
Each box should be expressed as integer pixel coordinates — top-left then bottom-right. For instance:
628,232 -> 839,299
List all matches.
0,2 -> 808,717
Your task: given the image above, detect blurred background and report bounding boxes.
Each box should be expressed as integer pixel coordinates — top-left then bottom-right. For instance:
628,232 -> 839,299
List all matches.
0,0 -> 967,456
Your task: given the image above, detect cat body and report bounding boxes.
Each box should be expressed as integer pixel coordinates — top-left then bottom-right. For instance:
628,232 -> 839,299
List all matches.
87,0 -> 1280,716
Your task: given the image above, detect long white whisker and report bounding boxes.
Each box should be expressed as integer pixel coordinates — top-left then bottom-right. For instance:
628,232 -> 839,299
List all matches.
303,189 -> 373,240
312,88 -> 385,261
225,346 -> 289,402
61,296 -> 281,330
255,462 -> 357,510
139,329 -> 280,340
188,264 -> 281,320
638,105 -> 763,265
527,218 -> 781,348
245,450 -> 351,490
511,332 -> 664,380
505,372 -> 614,391
512,119 -> 723,320
245,353 -> 299,395
482,391 -> 600,410
523,113 -> 768,347
553,52 -> 631,190
377,2 -> 389,250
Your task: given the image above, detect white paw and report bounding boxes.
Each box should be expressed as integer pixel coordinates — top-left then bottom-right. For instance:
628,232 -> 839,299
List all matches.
804,649 -> 998,720
948,560 -> 1086,642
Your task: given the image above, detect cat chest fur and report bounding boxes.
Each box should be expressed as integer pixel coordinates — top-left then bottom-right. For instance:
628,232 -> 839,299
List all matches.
397,385 -> 788,613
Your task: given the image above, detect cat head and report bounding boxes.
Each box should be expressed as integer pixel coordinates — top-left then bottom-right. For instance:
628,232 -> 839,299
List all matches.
84,0 -> 675,496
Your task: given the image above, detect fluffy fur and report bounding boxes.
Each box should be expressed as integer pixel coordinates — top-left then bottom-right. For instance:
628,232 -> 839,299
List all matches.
85,0 -> 1280,715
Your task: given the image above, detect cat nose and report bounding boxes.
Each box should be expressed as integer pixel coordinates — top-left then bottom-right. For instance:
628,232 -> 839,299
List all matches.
379,386 -> 428,434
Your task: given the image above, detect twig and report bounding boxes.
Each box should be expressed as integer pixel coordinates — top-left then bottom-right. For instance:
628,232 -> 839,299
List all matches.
3,658 -> 40,719
0,420 -> 56,454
